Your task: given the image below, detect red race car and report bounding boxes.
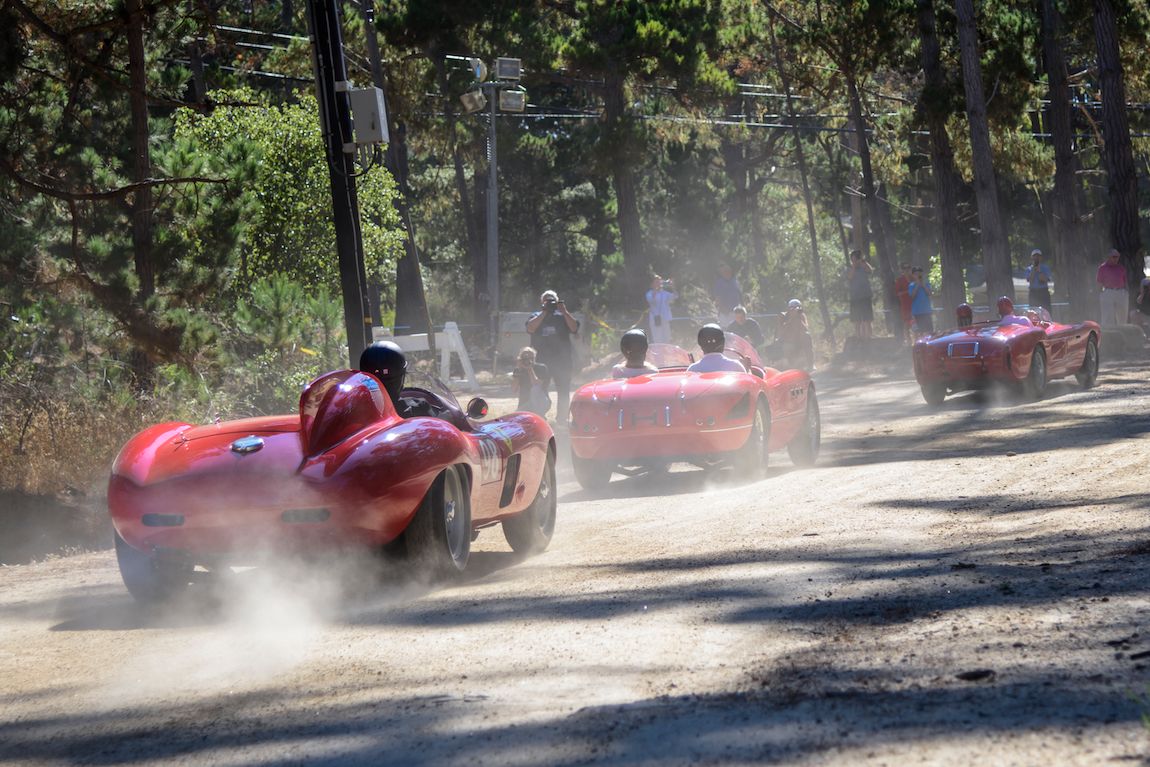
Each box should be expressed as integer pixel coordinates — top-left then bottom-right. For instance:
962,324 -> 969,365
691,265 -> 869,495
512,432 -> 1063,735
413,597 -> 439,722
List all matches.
912,304 -> 1100,405
568,334 -> 820,491
108,371 -> 556,602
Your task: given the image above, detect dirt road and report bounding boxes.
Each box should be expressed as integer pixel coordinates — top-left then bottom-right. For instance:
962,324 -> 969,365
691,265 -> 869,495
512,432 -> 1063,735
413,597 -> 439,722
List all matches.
3,363 -> 1150,765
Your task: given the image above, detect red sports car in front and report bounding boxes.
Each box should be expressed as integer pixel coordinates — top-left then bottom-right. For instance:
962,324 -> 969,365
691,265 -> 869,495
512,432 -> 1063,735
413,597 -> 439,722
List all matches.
108,371 -> 556,602
912,307 -> 1100,405
567,335 -> 820,491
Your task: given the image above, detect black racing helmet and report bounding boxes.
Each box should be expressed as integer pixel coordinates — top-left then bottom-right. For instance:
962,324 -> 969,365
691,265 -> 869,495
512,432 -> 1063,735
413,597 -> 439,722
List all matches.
697,323 -> 725,354
359,341 -> 407,402
620,328 -> 649,356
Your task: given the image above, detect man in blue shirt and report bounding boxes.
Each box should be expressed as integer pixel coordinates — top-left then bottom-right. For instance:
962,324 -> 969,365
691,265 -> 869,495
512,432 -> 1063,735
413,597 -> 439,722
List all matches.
908,267 -> 934,336
1026,249 -> 1053,310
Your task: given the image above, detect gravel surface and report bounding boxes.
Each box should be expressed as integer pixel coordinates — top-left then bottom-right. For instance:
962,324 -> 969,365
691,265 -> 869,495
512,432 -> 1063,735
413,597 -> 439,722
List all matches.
3,362 -> 1150,765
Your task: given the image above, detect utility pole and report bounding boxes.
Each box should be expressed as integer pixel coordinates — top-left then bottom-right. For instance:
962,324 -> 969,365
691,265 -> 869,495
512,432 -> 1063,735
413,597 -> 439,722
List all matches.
305,0 -> 372,365
485,85 -> 500,364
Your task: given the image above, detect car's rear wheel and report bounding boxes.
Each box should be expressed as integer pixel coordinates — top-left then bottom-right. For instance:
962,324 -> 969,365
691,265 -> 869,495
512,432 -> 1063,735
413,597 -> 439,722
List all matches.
1075,336 -> 1099,388
735,399 -> 770,477
114,530 -> 192,604
920,382 -> 946,406
787,388 -> 821,467
406,466 -> 471,578
503,448 -> 556,555
572,452 -> 613,493
1022,345 -> 1048,401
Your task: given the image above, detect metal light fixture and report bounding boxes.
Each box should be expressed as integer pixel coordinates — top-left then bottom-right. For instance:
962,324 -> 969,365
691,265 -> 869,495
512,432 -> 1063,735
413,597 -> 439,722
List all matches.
498,88 -> 527,112
460,89 -> 487,114
494,57 -> 522,81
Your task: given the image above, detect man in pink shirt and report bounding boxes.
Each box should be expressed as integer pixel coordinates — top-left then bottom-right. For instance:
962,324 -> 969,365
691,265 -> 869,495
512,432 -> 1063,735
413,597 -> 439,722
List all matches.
1097,248 -> 1127,326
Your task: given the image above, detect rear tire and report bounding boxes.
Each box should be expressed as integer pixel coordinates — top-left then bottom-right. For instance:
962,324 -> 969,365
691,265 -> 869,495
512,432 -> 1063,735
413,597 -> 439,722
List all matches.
735,399 -> 770,477
787,388 -> 821,467
920,382 -> 946,406
114,530 -> 191,604
406,466 -> 471,579
503,448 -> 557,555
1075,336 -> 1099,388
572,452 -> 613,493
1022,346 -> 1048,401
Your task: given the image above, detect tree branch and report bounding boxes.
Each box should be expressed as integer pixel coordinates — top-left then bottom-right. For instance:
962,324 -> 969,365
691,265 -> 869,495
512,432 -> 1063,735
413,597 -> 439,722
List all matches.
0,157 -> 228,201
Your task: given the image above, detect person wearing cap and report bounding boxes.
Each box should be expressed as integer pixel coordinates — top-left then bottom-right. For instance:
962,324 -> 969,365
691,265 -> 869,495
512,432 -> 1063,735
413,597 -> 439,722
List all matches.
908,266 -> 935,336
1097,248 -> 1128,326
612,329 -> 659,378
725,305 -> 765,349
1131,277 -> 1150,332
775,299 -> 814,370
1026,249 -> 1053,310
526,289 -> 580,420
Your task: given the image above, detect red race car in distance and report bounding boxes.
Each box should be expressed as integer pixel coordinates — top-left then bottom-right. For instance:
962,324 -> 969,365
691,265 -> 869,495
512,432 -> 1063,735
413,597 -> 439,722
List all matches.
567,334 -> 820,492
108,371 -> 556,603
912,305 -> 1100,405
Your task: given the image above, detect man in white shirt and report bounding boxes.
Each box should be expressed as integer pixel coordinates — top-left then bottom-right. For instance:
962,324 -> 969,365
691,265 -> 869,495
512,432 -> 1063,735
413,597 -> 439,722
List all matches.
687,324 -> 747,374
612,329 -> 659,378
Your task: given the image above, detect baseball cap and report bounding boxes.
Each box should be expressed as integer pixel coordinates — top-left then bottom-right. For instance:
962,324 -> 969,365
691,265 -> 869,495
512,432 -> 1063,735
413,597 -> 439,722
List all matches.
1030,248 -> 1042,257
788,299 -> 802,309
540,289 -> 558,303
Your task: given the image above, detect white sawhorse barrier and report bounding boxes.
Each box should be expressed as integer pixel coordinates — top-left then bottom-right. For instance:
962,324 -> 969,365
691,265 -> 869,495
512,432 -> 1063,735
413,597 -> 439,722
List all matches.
371,321 -> 481,392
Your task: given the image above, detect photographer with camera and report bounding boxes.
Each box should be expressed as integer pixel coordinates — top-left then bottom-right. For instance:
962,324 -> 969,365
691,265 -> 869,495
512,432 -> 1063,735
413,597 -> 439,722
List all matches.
526,289 -> 580,422
646,274 -> 677,344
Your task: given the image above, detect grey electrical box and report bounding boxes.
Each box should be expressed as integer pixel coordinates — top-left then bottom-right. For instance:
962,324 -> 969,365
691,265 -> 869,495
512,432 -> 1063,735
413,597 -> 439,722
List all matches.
349,87 -> 389,145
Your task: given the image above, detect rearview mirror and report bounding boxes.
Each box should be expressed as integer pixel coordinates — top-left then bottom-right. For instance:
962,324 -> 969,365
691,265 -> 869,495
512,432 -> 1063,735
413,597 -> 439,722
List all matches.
466,397 -> 489,419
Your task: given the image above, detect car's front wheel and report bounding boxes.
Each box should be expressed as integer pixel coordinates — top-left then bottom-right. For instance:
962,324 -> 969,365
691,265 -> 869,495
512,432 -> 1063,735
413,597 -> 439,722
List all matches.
114,530 -> 192,604
1022,345 -> 1048,401
787,388 -> 821,467
406,466 -> 471,578
1075,336 -> 1099,389
503,448 -> 556,555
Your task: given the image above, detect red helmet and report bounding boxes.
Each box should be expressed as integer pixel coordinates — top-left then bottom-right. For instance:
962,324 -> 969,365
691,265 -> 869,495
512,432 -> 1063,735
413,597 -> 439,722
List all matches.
996,296 -> 1014,318
956,303 -> 973,326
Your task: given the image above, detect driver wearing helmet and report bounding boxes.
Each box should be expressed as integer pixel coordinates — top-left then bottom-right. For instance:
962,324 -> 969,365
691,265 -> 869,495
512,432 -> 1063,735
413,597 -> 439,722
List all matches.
359,341 -> 436,418
686,324 -> 747,374
956,303 -> 974,328
996,296 -> 1033,327
612,329 -> 659,378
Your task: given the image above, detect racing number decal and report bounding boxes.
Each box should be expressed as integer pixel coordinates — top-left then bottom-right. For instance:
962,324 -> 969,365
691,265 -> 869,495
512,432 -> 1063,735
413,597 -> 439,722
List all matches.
477,439 -> 503,484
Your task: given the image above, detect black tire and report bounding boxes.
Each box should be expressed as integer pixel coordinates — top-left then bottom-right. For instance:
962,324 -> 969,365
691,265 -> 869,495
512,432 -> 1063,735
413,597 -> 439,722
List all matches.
1022,345 -> 1048,401
787,388 -> 821,467
1075,336 -> 1099,388
114,529 -> 191,604
572,452 -> 613,493
735,399 -> 770,477
920,382 -> 946,406
503,448 -> 557,555
406,466 -> 471,578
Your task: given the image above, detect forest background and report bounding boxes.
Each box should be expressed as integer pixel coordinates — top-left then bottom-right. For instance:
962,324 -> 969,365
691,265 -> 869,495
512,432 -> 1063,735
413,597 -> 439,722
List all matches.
1,0 -> 1149,500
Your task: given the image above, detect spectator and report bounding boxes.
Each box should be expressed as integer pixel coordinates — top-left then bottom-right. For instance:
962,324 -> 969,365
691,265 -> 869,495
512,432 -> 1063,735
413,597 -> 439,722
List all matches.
1130,278 -> 1150,333
612,329 -> 659,378
511,347 -> 551,416
726,305 -> 765,349
908,266 -> 934,336
687,324 -> 746,373
1026,249 -> 1053,310
846,249 -> 874,339
1097,248 -> 1127,326
775,299 -> 815,371
895,263 -> 913,343
712,263 -> 742,327
526,289 -> 580,421
645,274 -> 677,344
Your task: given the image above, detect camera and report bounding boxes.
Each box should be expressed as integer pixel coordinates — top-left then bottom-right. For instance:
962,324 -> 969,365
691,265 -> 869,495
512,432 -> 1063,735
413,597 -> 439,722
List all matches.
662,279 -> 673,289
543,299 -> 558,312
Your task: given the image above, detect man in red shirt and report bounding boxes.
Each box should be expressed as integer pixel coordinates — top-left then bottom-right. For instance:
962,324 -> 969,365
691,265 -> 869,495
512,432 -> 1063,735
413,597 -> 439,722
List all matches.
1096,248 -> 1127,326
894,263 -> 913,343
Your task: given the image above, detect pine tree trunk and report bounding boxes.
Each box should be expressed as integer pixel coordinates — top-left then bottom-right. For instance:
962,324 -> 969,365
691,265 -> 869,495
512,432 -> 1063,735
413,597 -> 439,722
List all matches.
603,70 -> 648,304
846,74 -> 900,334
126,0 -> 153,302
1040,0 -> 1090,318
955,0 -> 1013,301
916,0 -> 966,313
1093,0 -> 1143,293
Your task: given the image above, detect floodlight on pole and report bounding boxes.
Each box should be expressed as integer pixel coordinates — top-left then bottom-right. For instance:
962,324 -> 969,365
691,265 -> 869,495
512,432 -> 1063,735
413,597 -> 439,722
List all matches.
460,89 -> 487,114
494,57 -> 522,81
498,88 -> 527,112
